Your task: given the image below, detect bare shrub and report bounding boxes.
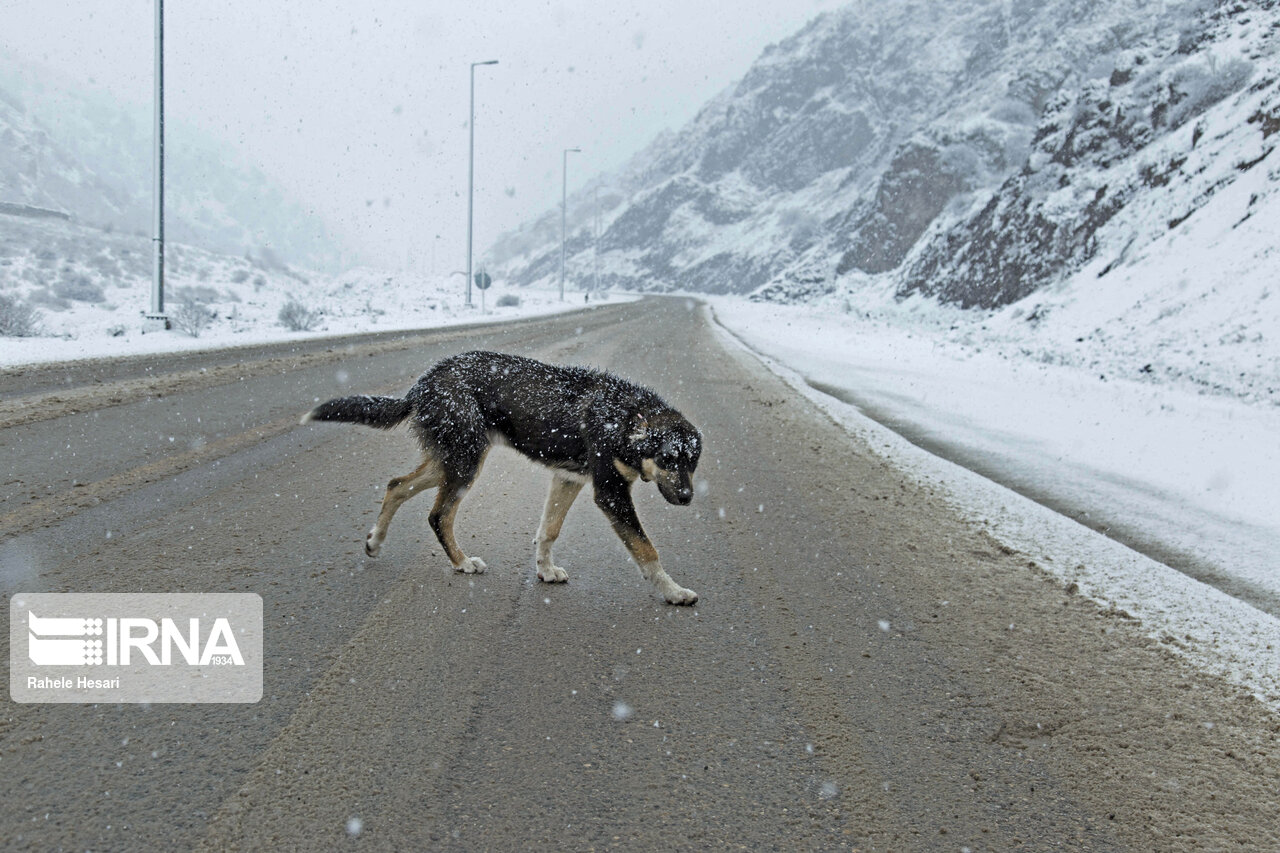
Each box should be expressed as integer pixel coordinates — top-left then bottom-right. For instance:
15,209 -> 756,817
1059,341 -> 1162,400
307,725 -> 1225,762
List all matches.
278,297 -> 320,331
53,274 -> 106,303
495,293 -> 521,308
87,252 -> 122,279
1166,57 -> 1254,129
170,299 -> 215,338
27,287 -> 70,311
0,292 -> 42,336
171,285 -> 221,304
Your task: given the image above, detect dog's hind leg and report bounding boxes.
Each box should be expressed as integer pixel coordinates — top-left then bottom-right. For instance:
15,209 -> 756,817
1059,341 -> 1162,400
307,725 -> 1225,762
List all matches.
534,474 -> 585,583
428,472 -> 487,574
366,456 -> 444,557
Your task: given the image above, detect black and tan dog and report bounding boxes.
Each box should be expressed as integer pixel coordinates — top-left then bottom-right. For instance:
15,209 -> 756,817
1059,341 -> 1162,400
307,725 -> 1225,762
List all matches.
303,350 -> 703,604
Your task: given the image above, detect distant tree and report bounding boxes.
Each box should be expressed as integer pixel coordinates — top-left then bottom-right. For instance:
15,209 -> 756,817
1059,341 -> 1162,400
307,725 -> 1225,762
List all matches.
0,293 -> 41,337
170,300 -> 215,338
278,297 -> 321,331
53,275 -> 106,303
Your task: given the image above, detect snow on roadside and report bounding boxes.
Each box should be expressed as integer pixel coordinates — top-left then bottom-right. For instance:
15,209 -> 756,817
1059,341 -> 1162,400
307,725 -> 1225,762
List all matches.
0,222 -> 622,368
708,300 -> 1280,711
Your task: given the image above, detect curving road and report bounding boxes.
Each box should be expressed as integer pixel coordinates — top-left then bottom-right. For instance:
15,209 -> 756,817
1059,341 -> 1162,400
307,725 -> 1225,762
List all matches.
1,298 -> 1277,850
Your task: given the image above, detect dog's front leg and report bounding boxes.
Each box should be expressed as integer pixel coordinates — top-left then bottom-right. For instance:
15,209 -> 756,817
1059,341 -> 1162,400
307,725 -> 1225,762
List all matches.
593,473 -> 698,605
535,474 -> 585,583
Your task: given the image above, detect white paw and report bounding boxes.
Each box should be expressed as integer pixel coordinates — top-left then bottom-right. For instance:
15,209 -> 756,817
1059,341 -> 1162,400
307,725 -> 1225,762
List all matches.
455,556 -> 487,574
364,532 -> 381,558
537,563 -> 569,583
663,585 -> 699,606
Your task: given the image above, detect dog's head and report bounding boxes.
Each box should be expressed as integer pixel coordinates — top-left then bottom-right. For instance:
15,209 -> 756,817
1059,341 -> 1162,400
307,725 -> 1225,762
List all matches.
628,411 -> 702,506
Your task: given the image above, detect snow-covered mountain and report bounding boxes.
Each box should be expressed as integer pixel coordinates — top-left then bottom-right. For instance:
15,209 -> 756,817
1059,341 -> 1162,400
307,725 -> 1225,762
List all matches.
0,55 -> 348,271
492,0 -> 1279,315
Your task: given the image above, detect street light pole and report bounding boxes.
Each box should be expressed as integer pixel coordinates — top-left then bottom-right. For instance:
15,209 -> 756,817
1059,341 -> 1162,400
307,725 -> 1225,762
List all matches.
593,185 -> 600,296
147,0 -> 166,328
466,59 -> 498,309
560,147 -> 580,302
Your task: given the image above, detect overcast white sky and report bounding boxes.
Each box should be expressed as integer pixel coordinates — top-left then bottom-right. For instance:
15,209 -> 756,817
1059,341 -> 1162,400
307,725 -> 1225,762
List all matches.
0,1 -> 846,269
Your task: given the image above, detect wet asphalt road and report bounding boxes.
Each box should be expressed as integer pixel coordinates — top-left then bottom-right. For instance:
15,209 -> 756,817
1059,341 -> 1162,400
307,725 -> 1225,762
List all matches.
2,297 -> 1278,851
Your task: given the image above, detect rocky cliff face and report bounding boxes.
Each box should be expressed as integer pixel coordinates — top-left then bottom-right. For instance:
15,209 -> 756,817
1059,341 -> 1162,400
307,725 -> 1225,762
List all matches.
492,0 -> 1280,311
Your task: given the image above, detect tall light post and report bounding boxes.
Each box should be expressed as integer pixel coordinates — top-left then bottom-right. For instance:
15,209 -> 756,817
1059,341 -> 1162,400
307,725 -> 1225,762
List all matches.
593,185 -> 600,296
560,147 -> 580,301
147,0 -> 167,329
466,59 -> 498,308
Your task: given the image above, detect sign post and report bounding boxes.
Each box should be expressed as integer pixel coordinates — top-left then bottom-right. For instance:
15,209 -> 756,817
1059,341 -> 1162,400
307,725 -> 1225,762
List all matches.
474,270 -> 492,312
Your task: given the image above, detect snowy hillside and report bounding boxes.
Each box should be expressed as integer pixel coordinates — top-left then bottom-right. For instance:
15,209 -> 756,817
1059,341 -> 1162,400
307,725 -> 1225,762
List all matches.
491,0 -> 1279,404
0,210 -> 596,367
0,54 -> 348,271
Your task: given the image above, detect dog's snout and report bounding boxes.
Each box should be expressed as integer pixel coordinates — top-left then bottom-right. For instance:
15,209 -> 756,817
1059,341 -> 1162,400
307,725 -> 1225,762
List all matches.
659,480 -> 694,506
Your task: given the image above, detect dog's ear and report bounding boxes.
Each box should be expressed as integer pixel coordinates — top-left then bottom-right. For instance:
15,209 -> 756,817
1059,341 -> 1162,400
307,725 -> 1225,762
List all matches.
628,412 -> 649,446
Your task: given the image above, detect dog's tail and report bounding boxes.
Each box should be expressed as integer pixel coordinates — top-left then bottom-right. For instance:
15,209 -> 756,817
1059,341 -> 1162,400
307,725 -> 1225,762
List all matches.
301,395 -> 412,429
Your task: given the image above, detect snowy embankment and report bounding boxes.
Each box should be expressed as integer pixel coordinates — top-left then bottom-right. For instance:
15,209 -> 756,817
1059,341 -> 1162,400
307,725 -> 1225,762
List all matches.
709,283 -> 1280,707
706,109 -> 1280,706
0,281 -> 608,368
0,216 -> 620,368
